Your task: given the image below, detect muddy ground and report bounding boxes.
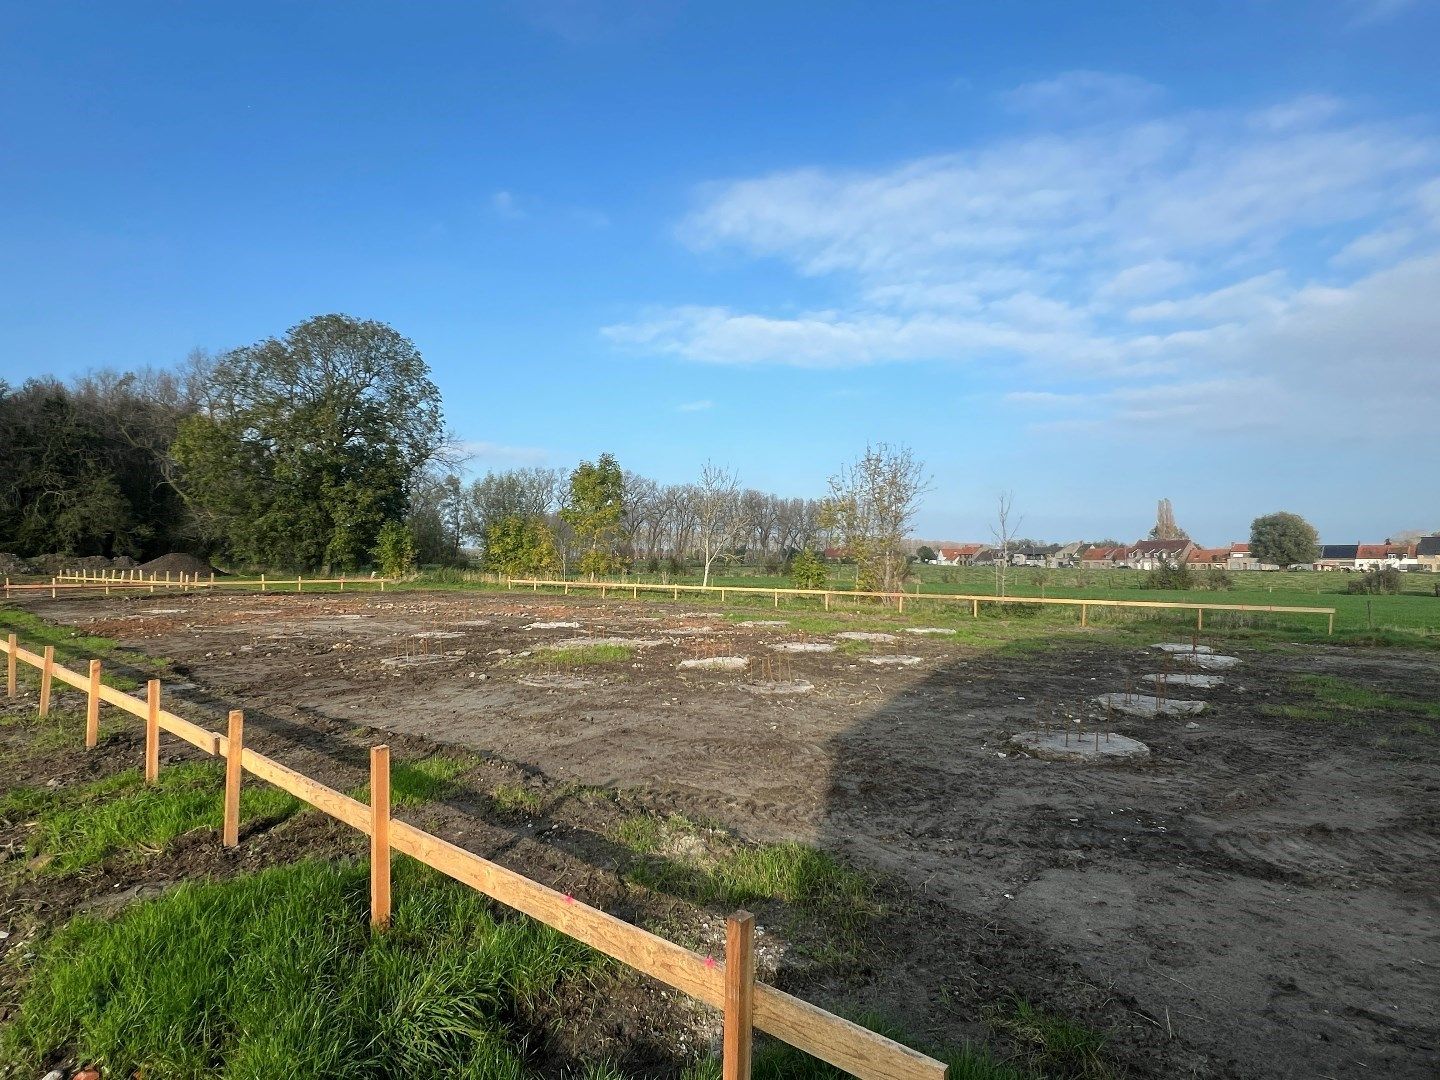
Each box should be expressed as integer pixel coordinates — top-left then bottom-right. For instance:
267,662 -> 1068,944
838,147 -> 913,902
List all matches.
10,589 -> 1440,1079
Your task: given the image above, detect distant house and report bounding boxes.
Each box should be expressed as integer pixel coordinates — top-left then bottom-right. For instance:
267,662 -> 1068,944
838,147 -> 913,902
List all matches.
934,543 -> 985,566
1355,542 -> 1418,571
1227,543 -> 1273,571
1314,544 -> 1359,571
1188,547 -> 1229,567
1051,541 -> 1086,567
1079,544 -> 1126,569
1417,536 -> 1440,572
1125,538 -> 1197,570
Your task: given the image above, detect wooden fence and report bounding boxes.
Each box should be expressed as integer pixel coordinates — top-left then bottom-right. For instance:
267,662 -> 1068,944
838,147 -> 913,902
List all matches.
505,577 -> 1338,635
3,571 -> 389,598
0,632 -> 945,1080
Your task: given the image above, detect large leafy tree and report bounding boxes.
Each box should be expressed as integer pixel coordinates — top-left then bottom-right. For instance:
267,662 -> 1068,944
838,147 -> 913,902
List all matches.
561,453 -> 626,577
0,372 -> 197,559
1250,512 -> 1320,568
171,315 -> 445,570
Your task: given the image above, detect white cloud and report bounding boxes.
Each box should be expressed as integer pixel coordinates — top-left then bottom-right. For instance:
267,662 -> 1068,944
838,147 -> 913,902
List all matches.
608,80 -> 1440,440
675,399 -> 714,412
490,190 -> 525,220
1000,70 -> 1163,119
455,440 -> 550,467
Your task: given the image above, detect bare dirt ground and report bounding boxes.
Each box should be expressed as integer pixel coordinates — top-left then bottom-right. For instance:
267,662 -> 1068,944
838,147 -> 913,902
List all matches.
16,589 -> 1440,1079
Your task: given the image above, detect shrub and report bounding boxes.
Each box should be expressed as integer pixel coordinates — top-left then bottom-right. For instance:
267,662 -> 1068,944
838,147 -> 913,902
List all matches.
372,520 -> 415,577
789,548 -> 828,589
1143,561 -> 1195,590
1346,567 -> 1402,595
1199,567 -> 1234,591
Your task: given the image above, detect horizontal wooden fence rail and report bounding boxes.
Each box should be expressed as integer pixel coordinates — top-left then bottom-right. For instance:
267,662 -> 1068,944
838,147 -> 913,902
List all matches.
0,634 -> 943,1080
4,573 -> 389,598
505,577 -> 1337,635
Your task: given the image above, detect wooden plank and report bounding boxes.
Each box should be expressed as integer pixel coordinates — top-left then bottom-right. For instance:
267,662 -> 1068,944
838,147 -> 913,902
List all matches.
723,911 -> 756,1080
39,646 -> 54,716
144,679 -> 160,782
86,660 -> 101,748
387,819 -> 726,1007
223,710 -> 243,847
753,985 -> 947,1080
240,748 -> 374,833
370,745 -> 391,929
49,663 -> 91,691
6,633 -> 15,697
96,682 -> 149,717
156,707 -> 222,755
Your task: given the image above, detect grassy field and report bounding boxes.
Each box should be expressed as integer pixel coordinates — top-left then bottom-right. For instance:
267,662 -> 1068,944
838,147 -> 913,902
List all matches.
407,565 -> 1438,651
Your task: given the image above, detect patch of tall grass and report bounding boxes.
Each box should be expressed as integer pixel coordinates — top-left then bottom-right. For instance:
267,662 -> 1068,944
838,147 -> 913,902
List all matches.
1,859 -> 605,1076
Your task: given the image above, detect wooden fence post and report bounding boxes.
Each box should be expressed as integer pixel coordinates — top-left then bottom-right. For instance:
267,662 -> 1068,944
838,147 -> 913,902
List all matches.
224,710 -> 244,847
1197,607 -> 1204,631
145,679 -> 161,783
86,659 -> 101,748
370,745 -> 391,929
723,910 -> 756,1080
297,575 -> 303,593
39,646 -> 55,716
972,598 -> 979,618
1080,603 -> 1088,627
6,633 -> 15,698
261,573 -> 266,592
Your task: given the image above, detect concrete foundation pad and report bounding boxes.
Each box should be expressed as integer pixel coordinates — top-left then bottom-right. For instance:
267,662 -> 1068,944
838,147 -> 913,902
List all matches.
668,627 -> 718,636
517,673 -> 599,689
1094,692 -> 1206,717
678,656 -> 748,671
526,621 -> 581,630
1153,642 -> 1214,654
770,642 -> 837,653
904,627 -> 957,635
1174,653 -> 1241,670
380,654 -> 457,668
737,620 -> 789,627
835,631 -> 899,643
411,630 -> 465,639
863,655 -> 923,667
1143,672 -> 1224,689
541,636 -> 666,649
739,679 -> 814,696
1008,730 -> 1150,763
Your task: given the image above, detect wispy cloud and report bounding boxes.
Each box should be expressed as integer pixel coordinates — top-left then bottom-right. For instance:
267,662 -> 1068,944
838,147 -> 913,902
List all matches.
454,440 -> 550,468
605,79 -> 1440,440
675,399 -> 714,412
1000,70 -> 1162,119
490,190 -> 526,220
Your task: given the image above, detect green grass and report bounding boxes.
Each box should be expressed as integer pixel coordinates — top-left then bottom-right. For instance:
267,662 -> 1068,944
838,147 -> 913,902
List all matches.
522,643 -> 633,665
0,859 -> 605,1077
1293,674 -> 1440,718
0,607 -> 163,687
428,563 -> 1440,649
5,762 -> 300,873
681,1011 -> 1042,1080
1262,673 -> 1440,733
983,996 -> 1110,1079
349,753 -> 474,809
609,814 -> 877,938
491,783 -> 543,817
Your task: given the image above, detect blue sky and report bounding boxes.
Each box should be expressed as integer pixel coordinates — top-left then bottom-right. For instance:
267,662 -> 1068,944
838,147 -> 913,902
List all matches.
3,1 -> 1437,544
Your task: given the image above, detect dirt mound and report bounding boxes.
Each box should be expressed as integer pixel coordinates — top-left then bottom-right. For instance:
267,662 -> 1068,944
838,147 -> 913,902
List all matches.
138,553 -> 224,577
0,552 -> 33,575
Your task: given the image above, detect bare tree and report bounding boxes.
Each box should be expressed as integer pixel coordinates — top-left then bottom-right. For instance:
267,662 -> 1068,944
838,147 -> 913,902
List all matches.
990,491 -> 1022,597
693,462 -> 745,587
822,444 -> 930,596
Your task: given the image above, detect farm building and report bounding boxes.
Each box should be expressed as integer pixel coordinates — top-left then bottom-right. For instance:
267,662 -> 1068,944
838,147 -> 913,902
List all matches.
1418,535 -> 1440,572
1125,538 -> 1197,570
1314,544 -> 1359,570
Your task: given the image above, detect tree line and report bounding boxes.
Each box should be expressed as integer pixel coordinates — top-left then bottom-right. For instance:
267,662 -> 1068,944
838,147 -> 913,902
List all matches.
3,313 -> 928,587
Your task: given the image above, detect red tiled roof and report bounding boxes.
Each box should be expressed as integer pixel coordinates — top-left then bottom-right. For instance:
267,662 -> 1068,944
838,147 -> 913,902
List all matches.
1082,545 -> 1123,561
1190,547 -> 1228,564
1229,543 -> 1250,554
1131,538 -> 1192,554
937,544 -> 983,559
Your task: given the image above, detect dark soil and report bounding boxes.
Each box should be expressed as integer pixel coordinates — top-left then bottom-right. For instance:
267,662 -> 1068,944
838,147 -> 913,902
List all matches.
136,552 -> 222,577
6,589 -> 1439,1079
